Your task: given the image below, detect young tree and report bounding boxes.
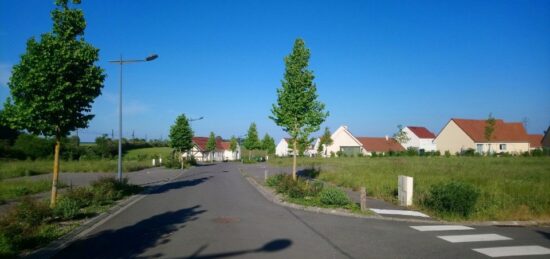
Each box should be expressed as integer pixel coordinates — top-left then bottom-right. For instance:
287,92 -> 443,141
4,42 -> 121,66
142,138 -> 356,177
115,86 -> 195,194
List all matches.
169,114 -> 194,169
485,113 -> 496,154
206,132 -> 217,162
2,0 -> 105,207
393,125 -> 410,144
243,122 -> 261,160
261,133 -> 276,156
270,38 -> 328,180
318,127 -> 333,156
229,135 -> 238,160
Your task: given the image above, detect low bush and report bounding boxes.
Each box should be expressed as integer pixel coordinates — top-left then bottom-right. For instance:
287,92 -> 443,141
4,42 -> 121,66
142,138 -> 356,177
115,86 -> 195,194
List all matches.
319,187 -> 350,206
91,177 -> 142,205
13,198 -> 52,227
424,181 -> 480,217
53,197 -> 80,220
267,174 -> 323,198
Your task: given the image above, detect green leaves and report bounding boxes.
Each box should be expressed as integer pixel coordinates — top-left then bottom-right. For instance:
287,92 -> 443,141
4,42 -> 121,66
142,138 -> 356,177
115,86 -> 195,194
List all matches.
206,132 -> 217,152
243,122 -> 261,150
270,38 -> 328,144
4,0 -> 104,138
261,133 -> 276,154
169,114 -> 194,152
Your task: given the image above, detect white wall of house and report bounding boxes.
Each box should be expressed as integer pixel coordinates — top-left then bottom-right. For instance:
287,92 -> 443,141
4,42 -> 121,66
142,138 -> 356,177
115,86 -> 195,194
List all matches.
402,127 -> 437,151
473,142 -> 529,155
275,139 -> 289,157
223,147 -> 240,161
434,120 -> 476,154
325,126 -> 363,157
304,138 -> 320,157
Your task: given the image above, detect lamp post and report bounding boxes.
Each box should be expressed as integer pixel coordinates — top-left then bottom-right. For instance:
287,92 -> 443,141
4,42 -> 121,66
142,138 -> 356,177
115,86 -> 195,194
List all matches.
109,54 -> 158,181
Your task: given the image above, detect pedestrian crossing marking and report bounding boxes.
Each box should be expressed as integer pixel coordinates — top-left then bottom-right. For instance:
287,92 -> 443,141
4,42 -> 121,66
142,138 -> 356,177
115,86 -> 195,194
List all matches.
370,208 -> 429,218
410,225 -> 474,232
473,245 -> 550,257
437,234 -> 511,243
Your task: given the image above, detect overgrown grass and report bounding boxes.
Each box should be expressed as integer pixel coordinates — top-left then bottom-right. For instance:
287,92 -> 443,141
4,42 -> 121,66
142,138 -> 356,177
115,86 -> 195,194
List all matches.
124,147 -> 172,161
0,177 -> 143,257
269,156 -> 550,221
0,160 -> 153,180
0,180 -> 58,204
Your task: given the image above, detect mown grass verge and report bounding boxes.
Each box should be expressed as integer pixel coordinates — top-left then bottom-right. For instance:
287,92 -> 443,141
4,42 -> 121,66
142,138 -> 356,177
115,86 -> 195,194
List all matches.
0,160 -> 153,180
269,156 -> 550,221
0,177 -> 143,257
0,180 -> 67,205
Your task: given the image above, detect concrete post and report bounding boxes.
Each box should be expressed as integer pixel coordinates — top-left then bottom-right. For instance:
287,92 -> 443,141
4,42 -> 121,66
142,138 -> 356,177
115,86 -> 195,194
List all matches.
159,157 -> 162,165
360,187 -> 367,211
152,159 -> 156,166
398,175 -> 413,206
264,170 -> 268,181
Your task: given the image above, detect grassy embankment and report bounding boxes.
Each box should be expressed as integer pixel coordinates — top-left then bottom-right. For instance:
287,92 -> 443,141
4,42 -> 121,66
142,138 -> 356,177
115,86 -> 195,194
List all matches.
0,147 -> 172,203
269,156 -> 550,221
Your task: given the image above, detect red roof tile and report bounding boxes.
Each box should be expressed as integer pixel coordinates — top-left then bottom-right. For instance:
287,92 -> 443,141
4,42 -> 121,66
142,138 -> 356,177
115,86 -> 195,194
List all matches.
528,134 -> 543,148
192,137 -> 228,151
407,126 -> 436,139
451,118 -> 529,143
356,137 -> 405,152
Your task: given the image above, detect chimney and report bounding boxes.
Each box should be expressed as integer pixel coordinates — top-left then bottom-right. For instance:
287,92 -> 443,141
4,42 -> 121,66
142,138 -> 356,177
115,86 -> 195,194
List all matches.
385,135 -> 389,141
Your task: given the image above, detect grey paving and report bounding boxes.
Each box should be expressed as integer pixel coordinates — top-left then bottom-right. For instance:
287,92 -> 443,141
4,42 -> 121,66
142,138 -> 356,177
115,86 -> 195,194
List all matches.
51,163 -> 550,258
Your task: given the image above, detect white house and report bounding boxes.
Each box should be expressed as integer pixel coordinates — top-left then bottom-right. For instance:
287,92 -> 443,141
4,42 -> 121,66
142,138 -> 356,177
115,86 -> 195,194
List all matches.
183,137 -> 240,162
325,126 -> 363,157
304,138 -> 320,157
275,138 -> 291,157
401,126 -> 437,152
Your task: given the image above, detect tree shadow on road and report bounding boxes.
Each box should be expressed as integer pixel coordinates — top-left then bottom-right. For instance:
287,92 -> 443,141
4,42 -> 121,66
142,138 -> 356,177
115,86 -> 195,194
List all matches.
184,239 -> 293,259
53,205 -> 206,259
536,230 -> 550,241
148,176 -> 212,195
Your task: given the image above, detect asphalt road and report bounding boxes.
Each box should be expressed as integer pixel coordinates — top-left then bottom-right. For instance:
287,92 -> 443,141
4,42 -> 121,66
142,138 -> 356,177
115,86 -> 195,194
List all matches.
54,163 -> 550,259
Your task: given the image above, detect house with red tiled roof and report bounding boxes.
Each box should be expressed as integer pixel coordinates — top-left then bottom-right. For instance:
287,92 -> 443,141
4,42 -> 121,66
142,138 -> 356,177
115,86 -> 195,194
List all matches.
324,126 -> 404,156
528,134 -> 543,150
434,118 -> 532,155
275,137 -> 320,157
401,126 -> 437,152
183,137 -> 240,162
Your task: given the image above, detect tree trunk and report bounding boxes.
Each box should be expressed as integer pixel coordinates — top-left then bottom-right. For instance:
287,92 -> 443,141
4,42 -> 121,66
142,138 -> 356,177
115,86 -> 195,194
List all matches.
50,138 -> 61,208
292,139 -> 297,181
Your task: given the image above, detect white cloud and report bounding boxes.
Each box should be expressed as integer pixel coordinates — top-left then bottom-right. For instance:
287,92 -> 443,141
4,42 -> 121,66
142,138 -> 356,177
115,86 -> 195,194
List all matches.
0,63 -> 12,87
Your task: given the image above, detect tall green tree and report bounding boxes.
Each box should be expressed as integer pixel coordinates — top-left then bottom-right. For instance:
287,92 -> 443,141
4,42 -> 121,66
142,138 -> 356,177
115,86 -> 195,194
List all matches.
243,122 -> 261,159
169,114 -> 194,169
318,127 -> 333,156
229,135 -> 238,160
3,0 -> 105,207
393,125 -> 410,144
206,132 -> 217,162
270,38 -> 328,180
261,133 -> 276,156
485,113 -> 496,154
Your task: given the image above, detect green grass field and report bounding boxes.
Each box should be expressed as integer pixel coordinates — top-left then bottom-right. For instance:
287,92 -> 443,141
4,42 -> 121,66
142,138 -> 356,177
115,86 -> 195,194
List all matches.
269,156 -> 550,221
124,147 -> 173,161
0,180 -> 53,204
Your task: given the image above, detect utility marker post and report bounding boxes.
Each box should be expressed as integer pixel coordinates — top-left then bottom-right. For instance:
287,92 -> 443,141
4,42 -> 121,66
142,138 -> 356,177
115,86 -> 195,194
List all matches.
360,187 -> 368,211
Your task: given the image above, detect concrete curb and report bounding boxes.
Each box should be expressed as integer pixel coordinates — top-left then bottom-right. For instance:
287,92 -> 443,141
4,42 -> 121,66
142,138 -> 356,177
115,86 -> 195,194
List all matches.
24,169 -> 187,259
244,174 -> 440,224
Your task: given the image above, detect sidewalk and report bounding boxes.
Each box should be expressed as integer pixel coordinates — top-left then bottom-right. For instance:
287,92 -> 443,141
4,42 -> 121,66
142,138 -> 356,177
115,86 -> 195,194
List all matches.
241,162 -> 436,221
0,167 -> 184,215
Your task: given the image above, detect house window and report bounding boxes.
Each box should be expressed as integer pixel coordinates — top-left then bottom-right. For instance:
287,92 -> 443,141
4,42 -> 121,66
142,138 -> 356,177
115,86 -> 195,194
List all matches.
476,144 -> 483,153
499,144 -> 507,151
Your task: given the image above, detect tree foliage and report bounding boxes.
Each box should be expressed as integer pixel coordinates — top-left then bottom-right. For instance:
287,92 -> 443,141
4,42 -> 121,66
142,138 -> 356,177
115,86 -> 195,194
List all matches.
484,113 -> 496,154
169,114 -> 194,153
2,0 -> 104,207
393,125 -> 410,144
261,133 -> 276,155
243,122 -> 261,150
206,132 -> 217,162
229,136 -> 238,153
270,38 -> 328,179
318,127 -> 333,153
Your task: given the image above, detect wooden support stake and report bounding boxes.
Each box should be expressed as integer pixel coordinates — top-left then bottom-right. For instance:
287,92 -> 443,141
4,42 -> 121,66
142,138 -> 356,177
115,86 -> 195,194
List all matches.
360,187 -> 367,211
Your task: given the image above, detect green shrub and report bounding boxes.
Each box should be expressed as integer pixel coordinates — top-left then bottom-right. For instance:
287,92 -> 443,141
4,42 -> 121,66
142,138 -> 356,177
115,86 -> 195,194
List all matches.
90,177 -> 143,205
13,198 -> 52,227
425,181 -> 480,217
319,187 -> 350,206
266,174 -> 285,187
63,187 -> 94,208
13,134 -> 54,160
444,150 -> 451,157
53,197 -> 80,220
269,174 -> 323,199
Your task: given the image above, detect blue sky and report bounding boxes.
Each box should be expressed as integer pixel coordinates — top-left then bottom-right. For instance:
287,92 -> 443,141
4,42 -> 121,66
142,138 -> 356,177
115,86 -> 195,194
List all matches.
1,0 -> 549,142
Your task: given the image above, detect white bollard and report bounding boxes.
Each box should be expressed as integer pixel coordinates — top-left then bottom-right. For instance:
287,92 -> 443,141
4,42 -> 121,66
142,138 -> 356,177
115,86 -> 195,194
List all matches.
398,175 -> 414,206
159,157 -> 162,165
152,159 -> 156,166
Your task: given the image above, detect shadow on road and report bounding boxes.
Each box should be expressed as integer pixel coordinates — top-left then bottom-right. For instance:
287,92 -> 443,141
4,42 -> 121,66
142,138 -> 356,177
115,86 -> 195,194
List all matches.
148,176 -> 212,195
53,205 -> 206,259
536,230 -> 550,241
184,239 -> 293,259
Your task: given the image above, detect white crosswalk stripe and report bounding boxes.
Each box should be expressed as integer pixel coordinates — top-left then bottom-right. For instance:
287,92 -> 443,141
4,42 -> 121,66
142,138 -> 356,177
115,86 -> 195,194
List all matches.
370,208 -> 430,217
410,225 -> 474,232
473,245 -> 550,257
437,234 -> 512,243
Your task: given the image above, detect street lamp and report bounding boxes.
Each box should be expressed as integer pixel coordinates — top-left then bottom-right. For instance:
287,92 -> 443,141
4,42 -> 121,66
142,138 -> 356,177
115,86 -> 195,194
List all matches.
189,116 -> 204,122
109,54 -> 158,181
